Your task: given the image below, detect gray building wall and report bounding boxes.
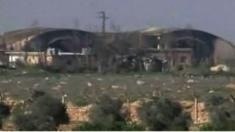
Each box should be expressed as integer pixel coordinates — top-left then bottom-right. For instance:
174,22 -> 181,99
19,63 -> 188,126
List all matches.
213,39 -> 235,65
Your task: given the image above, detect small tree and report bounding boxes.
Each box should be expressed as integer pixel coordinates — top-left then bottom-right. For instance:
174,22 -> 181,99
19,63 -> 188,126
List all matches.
87,94 -> 125,130
30,94 -> 69,125
0,102 -> 10,128
14,113 -> 56,131
201,94 -> 235,130
14,91 -> 69,131
138,97 -> 191,131
73,94 -> 144,131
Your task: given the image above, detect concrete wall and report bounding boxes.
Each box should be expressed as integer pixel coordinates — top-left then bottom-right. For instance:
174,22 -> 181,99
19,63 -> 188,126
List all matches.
49,55 -> 97,72
7,35 -> 35,51
213,39 -> 235,65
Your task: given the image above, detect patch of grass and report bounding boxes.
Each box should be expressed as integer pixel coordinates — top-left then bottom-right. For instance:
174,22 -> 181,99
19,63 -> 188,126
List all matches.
74,97 -> 89,107
199,123 -> 215,131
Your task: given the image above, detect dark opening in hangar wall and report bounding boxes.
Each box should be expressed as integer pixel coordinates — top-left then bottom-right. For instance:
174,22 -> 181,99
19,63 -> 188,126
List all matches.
8,27 -> 235,68
25,29 -> 95,52
141,28 -> 235,65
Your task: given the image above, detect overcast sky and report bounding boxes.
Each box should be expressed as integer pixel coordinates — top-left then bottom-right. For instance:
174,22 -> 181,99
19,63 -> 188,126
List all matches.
0,0 -> 235,42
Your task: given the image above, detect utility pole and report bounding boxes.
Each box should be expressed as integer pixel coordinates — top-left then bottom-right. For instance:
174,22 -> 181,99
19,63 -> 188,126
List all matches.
98,11 -> 109,34
97,11 -> 109,74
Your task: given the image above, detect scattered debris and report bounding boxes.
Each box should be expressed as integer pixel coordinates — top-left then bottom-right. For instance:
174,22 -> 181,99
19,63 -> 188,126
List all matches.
100,87 -> 106,90
60,81 -> 67,85
208,90 -> 215,94
187,79 -> 195,84
111,85 -> 120,89
210,64 -> 230,72
177,90 -> 182,93
97,78 -> 103,81
87,82 -> 93,87
226,83 -> 235,89
134,74 -> 142,78
162,82 -> 166,86
136,80 -> 145,85
45,77 -> 49,81
52,85 -> 62,91
61,94 -> 68,104
22,71 -> 28,75
1,80 -> 12,84
33,83 -> 39,88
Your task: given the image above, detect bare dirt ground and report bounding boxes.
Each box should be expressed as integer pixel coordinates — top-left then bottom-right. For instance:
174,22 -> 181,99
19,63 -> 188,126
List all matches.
0,68 -> 234,104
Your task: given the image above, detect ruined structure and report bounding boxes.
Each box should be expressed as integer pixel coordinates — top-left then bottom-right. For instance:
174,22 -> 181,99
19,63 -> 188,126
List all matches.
138,27 -> 235,70
0,27 -> 235,72
0,28 -> 96,71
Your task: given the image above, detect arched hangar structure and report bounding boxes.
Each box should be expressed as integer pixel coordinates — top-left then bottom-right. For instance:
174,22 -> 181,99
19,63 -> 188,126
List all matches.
14,28 -> 235,69
24,29 -> 96,72
25,29 -> 95,52
141,28 -> 235,67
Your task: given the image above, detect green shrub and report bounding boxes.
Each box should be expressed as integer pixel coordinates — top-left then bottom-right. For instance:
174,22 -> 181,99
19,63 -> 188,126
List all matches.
0,102 -> 10,128
204,93 -> 226,109
73,121 -> 144,131
72,122 -> 107,131
30,94 -> 69,125
0,102 -> 10,118
202,94 -> 235,130
138,97 -> 191,131
119,122 -> 145,131
87,94 -> 125,130
14,113 -> 56,131
14,91 -> 69,131
94,94 -> 124,121
73,94 -> 144,131
31,90 -> 46,99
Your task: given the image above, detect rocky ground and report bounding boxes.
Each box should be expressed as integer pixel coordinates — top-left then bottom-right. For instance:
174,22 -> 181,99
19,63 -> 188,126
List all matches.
1,68 -> 235,130
0,69 -> 234,103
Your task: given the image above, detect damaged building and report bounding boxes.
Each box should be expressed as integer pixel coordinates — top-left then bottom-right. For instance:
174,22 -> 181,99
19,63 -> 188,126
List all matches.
0,28 -> 96,72
0,27 -> 235,72
25,29 -> 96,72
137,27 -> 235,71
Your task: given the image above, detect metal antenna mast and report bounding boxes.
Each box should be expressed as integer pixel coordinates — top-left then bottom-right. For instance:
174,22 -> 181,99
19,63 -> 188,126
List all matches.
98,11 -> 109,34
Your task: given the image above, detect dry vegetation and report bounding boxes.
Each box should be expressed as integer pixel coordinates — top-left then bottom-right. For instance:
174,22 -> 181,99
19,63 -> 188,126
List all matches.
0,68 -> 234,102
0,67 -> 235,130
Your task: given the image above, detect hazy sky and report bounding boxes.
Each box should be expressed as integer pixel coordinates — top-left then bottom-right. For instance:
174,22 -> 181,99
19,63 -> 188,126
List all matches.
0,0 -> 235,42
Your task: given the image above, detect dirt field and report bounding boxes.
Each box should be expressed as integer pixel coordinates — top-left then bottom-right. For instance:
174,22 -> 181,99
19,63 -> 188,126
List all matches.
0,68 -> 235,103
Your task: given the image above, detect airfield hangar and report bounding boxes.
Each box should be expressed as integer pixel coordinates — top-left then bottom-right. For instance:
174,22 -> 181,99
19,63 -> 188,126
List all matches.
138,27 -> 235,70
0,27 -> 235,72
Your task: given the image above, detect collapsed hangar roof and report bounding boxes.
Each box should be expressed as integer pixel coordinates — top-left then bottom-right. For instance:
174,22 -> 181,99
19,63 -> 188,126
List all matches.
2,27 -> 54,44
1,26 -> 235,51
139,27 -> 235,47
139,26 -> 179,35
